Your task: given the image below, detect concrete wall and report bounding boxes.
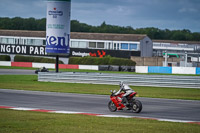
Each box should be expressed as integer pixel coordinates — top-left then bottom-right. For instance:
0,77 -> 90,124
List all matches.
0,61 -> 11,66
196,67 -> 200,74
32,63 -> 55,69
136,66 -> 199,75
135,66 -> 148,73
148,66 -> 172,74
172,67 -> 196,74
0,61 -> 99,71
131,56 -> 181,66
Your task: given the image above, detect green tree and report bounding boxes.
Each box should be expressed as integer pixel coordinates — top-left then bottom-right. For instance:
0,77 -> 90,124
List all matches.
0,17 -> 200,41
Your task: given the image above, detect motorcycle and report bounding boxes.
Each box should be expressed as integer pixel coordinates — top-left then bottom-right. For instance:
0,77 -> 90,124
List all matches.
108,86 -> 142,113
35,67 -> 49,74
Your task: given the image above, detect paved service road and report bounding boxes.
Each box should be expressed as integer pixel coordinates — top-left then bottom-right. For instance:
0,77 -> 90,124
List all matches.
0,69 -> 35,75
0,89 -> 200,122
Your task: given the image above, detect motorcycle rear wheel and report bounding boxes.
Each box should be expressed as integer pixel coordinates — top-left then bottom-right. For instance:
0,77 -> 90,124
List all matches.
108,100 -> 117,112
132,100 -> 142,113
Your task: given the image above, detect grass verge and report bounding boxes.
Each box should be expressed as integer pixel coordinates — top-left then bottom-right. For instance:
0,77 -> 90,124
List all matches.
0,108 -> 199,133
0,75 -> 200,100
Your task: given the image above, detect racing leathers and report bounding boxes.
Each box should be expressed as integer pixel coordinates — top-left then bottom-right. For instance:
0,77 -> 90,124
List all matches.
115,83 -> 135,106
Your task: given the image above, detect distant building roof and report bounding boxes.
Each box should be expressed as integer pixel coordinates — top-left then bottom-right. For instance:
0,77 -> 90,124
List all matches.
71,32 -> 147,41
0,29 -> 199,45
0,30 -> 46,38
153,39 -> 200,45
0,29 -> 147,42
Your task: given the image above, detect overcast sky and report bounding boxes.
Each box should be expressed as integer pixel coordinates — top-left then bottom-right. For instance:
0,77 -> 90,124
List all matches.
0,0 -> 199,32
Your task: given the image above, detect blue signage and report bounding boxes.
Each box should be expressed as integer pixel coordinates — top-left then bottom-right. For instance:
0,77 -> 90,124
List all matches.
46,34 -> 70,55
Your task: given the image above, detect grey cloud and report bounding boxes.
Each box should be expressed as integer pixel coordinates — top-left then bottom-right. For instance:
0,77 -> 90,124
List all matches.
0,0 -> 199,32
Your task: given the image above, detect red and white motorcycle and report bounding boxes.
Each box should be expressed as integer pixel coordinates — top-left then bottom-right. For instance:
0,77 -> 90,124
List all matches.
108,85 -> 142,113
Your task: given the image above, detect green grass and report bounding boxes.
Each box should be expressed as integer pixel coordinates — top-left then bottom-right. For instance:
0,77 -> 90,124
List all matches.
0,108 -> 199,133
0,75 -> 200,100
0,66 -> 37,70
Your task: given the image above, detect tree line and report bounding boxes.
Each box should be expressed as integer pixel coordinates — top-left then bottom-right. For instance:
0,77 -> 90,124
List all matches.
0,17 -> 199,41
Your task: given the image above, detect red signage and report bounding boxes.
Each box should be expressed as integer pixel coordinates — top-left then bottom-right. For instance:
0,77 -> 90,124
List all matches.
89,50 -> 106,58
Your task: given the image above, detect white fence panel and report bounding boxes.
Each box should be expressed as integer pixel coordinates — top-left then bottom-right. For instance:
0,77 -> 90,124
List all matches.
0,61 -> 11,66
172,67 -> 196,74
135,66 -> 148,73
32,63 -> 55,69
79,65 -> 98,70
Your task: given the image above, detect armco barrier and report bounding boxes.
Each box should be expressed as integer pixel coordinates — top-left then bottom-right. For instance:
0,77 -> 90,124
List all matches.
148,66 -> 172,74
38,72 -> 200,89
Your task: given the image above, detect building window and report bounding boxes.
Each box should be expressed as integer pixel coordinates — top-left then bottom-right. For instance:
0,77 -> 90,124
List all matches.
79,41 -> 87,48
1,38 -> 8,44
108,42 -> 112,49
35,39 -> 43,46
117,43 -> 120,50
121,43 -> 128,50
43,40 -> 46,46
27,39 -> 34,45
71,41 -> 79,48
97,42 -> 104,48
7,38 -> 14,44
129,43 -> 137,50
89,42 -> 96,48
114,43 -> 116,49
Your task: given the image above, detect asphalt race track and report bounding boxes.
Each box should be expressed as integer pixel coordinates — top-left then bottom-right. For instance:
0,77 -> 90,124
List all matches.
0,89 -> 200,122
0,69 -> 200,122
0,69 -> 35,75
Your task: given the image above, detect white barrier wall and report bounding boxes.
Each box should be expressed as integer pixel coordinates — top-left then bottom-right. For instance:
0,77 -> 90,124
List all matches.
0,61 -> 11,66
32,63 -> 55,69
172,67 -> 196,74
79,65 -> 98,70
135,66 -> 148,73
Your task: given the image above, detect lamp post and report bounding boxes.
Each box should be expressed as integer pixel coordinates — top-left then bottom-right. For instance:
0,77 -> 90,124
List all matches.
164,51 -> 167,67
185,52 -> 187,67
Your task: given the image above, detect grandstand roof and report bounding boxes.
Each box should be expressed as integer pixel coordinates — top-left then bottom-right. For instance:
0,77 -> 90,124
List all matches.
153,39 -> 200,45
0,30 -> 147,42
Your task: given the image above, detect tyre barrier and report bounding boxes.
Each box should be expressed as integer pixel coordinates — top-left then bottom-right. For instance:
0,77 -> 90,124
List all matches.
99,65 -> 135,72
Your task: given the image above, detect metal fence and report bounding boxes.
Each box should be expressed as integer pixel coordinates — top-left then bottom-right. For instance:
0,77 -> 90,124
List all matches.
38,72 -> 200,89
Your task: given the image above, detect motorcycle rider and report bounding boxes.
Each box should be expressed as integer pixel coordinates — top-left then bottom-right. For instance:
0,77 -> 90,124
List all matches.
115,81 -> 135,106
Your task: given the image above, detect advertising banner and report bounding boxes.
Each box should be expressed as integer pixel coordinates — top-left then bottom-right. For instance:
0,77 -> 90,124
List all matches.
0,44 -> 140,58
46,0 -> 71,55
0,44 -> 46,56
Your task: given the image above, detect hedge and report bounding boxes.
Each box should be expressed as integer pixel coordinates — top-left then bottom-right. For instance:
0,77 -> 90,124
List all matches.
14,55 -> 64,64
0,55 -> 10,61
69,56 -> 136,66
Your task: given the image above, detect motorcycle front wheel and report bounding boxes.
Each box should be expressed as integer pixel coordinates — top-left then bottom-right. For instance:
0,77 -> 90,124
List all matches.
108,100 -> 117,112
132,100 -> 142,113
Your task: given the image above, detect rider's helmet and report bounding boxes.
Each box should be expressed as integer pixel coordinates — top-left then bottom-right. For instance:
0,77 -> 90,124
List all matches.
119,81 -> 124,88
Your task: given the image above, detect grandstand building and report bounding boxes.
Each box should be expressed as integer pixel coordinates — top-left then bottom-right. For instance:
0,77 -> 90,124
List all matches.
0,30 -> 199,66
